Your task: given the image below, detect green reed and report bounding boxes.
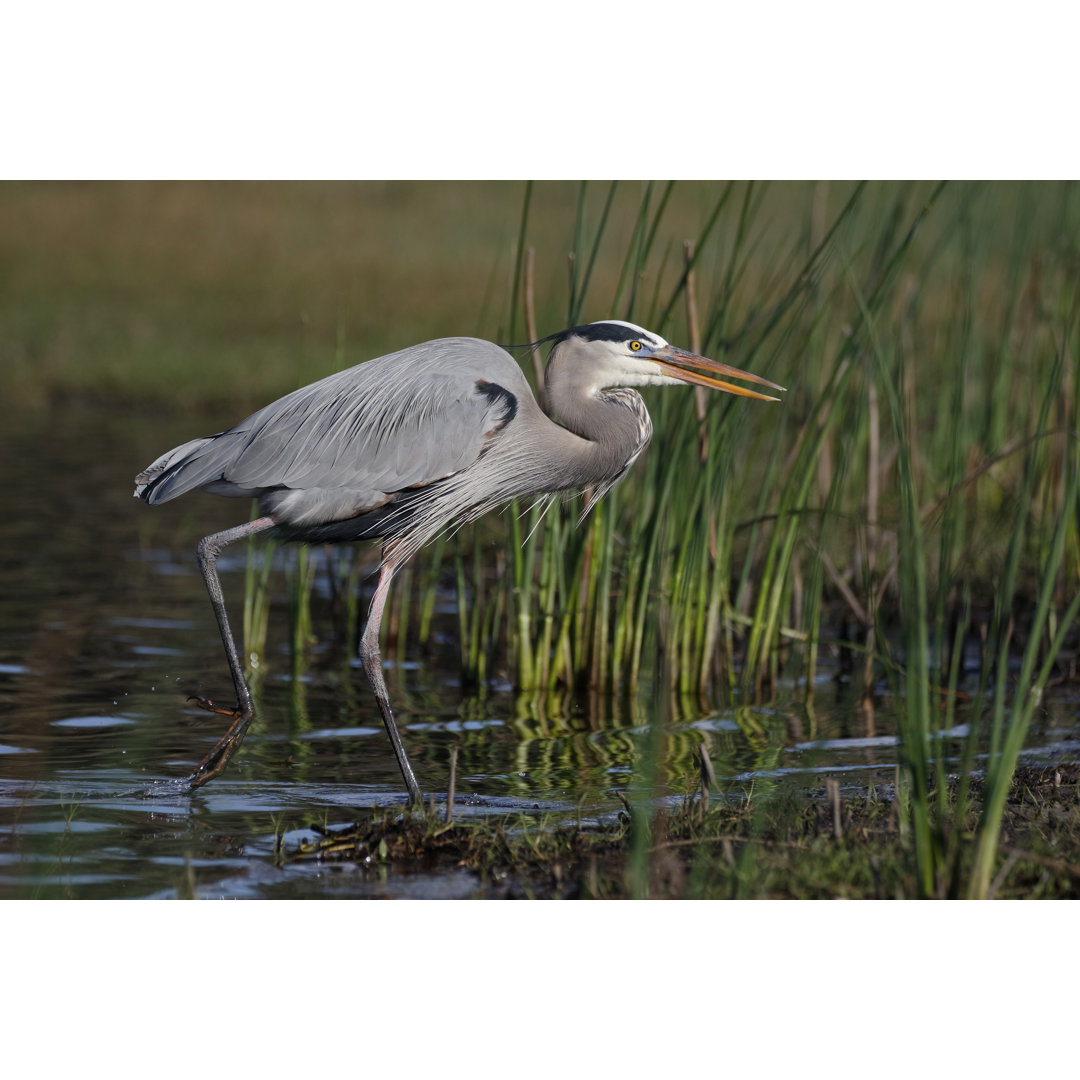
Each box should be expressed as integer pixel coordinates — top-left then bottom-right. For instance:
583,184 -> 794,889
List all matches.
322,187 -> 1074,704
965,321 -> 1080,898
840,185 -> 1080,896
256,184 -> 1079,880
242,507 -> 275,684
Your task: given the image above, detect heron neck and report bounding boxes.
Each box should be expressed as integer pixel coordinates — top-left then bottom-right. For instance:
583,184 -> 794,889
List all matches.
543,366 -> 652,488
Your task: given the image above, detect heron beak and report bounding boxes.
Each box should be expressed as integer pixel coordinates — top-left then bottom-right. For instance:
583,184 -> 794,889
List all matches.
653,346 -> 785,402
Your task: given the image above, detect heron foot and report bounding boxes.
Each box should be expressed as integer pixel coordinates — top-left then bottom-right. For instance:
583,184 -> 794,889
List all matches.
181,699 -> 256,789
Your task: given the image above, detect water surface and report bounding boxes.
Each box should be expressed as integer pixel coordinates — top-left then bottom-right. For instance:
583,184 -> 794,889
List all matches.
2,406 -> 1077,898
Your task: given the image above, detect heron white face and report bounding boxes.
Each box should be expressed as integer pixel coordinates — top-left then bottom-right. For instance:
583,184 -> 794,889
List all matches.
571,320 -> 682,389
569,320 -> 784,400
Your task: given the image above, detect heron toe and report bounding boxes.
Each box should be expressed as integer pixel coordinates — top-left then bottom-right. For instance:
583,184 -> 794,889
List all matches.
189,694 -> 247,718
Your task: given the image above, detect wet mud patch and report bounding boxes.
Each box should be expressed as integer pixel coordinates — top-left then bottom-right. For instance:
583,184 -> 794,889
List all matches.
285,765 -> 1080,899
291,811 -> 628,899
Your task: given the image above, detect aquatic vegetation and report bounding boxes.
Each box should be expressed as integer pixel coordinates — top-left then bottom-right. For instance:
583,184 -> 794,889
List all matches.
287,763 -> 1080,899
243,181 -> 1080,896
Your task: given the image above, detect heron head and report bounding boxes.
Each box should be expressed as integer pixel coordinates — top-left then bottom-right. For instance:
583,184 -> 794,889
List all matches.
557,320 -> 784,401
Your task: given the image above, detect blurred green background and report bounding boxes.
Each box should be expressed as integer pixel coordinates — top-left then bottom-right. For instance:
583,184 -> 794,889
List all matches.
2,180 -> 732,410
1,178 -> 1034,408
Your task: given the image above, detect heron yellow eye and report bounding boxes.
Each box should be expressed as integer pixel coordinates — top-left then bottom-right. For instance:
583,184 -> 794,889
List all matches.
629,340 -> 642,351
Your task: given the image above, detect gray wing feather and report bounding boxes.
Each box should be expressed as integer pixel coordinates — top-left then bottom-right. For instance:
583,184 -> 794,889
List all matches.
136,338 -> 528,525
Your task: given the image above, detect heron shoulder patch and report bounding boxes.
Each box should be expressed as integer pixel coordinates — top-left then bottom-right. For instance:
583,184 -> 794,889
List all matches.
474,379 -> 518,436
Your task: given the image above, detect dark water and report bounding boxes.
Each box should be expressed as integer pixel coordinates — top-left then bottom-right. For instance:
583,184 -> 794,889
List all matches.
2,404 -> 1078,898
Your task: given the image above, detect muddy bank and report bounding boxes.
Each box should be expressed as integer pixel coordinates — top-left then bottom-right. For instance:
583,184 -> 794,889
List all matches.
287,764 -> 1080,899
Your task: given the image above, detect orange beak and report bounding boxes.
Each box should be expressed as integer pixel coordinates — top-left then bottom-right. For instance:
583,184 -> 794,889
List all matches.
653,346 -> 784,402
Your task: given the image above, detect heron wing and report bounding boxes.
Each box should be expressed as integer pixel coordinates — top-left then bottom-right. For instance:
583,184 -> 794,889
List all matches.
138,338 -> 528,524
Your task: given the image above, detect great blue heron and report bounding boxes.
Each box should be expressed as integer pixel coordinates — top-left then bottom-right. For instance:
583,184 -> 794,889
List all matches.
135,319 -> 782,803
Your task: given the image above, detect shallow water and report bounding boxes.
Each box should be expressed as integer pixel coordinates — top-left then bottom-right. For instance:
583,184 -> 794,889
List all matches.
2,405 -> 1078,898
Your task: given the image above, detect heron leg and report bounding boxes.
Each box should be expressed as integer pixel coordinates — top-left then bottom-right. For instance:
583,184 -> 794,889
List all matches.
184,516 -> 277,790
359,558 -> 424,806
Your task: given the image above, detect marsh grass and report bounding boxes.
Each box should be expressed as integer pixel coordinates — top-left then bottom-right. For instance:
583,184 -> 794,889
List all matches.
242,519 -> 275,687
235,180 -> 1080,896
287,762 -> 1080,899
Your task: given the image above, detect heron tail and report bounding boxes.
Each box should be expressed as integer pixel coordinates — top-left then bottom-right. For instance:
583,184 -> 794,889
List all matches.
134,435 -> 218,503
